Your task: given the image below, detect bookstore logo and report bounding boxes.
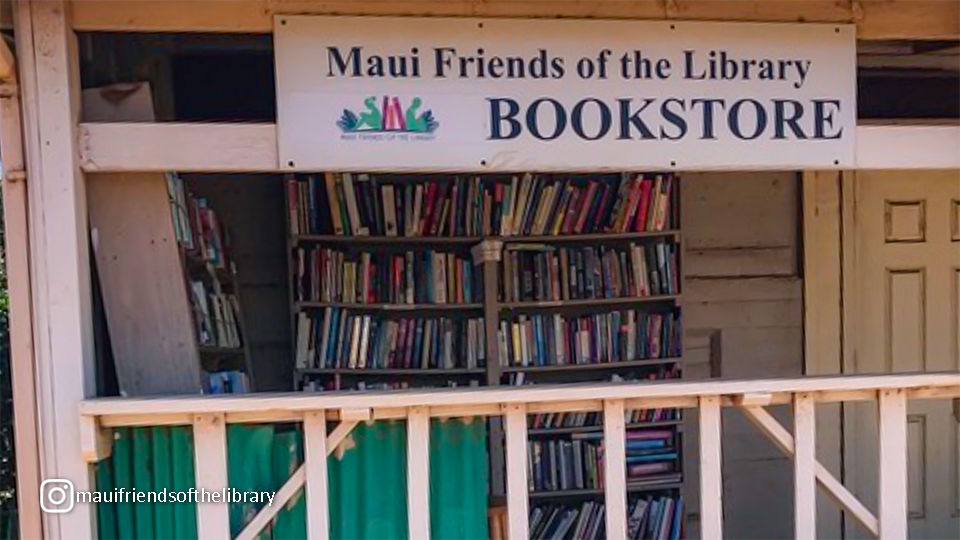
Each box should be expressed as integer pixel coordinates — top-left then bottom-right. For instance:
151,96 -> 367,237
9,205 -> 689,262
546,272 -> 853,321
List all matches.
337,95 -> 438,140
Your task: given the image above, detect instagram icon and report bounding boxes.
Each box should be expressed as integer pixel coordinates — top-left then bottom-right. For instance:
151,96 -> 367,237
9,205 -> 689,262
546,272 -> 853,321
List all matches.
40,479 -> 75,513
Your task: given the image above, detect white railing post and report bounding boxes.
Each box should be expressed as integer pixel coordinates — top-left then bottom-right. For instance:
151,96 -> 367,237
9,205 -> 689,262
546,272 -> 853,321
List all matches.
304,411 -> 330,540
604,399 -> 628,540
504,403 -> 529,540
407,407 -> 431,540
193,413 -> 231,540
878,389 -> 908,539
793,393 -> 817,539
699,395 -> 724,540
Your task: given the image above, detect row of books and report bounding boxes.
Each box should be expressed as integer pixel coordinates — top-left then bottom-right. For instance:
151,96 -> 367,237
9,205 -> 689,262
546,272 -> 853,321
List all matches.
287,172 -> 677,238
294,247 -> 481,305
190,280 -> 242,349
295,308 -> 486,370
528,430 -> 679,493
529,408 -> 680,431
497,310 -> 682,367
167,173 -> 230,268
499,173 -> 676,237
301,379 -> 480,392
502,242 -> 680,303
204,370 -> 248,394
530,496 -> 683,540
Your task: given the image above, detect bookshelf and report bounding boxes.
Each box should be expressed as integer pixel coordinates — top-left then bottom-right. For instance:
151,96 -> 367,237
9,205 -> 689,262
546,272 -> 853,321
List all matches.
285,171 -> 683,538
167,173 -> 252,394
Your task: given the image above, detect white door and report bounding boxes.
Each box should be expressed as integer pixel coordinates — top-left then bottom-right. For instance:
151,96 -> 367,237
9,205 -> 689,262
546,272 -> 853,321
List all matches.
845,170 -> 960,538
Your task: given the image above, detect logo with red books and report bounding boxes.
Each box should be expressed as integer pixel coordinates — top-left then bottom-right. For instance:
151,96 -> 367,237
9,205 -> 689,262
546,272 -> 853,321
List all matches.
337,95 -> 439,134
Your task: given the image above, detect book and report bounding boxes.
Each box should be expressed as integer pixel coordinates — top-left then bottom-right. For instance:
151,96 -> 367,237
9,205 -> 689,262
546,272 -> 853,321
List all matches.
294,247 -> 481,305
298,308 -> 485,370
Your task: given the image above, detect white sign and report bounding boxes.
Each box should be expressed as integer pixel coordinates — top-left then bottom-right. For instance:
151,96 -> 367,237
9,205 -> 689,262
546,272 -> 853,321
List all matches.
274,16 -> 856,171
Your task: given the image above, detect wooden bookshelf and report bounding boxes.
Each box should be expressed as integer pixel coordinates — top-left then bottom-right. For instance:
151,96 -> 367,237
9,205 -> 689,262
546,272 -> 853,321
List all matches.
499,295 -> 679,311
167,173 -> 253,394
502,358 -> 679,374
297,301 -> 483,312
528,479 -> 685,500
528,420 -> 682,436
285,171 -> 684,534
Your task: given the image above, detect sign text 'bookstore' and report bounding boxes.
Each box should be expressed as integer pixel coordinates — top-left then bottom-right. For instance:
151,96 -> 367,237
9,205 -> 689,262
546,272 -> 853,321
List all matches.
275,17 -> 856,171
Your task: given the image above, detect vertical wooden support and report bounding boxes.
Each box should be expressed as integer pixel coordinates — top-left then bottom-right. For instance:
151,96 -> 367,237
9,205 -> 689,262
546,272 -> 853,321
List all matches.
699,396 -> 724,540
407,407 -> 431,540
794,393 -> 817,540
304,411 -> 330,540
472,240 -> 503,385
503,403 -> 529,540
0,8 -> 42,539
878,389 -> 908,539
15,1 -> 95,537
603,399 -> 628,540
193,414 -> 231,540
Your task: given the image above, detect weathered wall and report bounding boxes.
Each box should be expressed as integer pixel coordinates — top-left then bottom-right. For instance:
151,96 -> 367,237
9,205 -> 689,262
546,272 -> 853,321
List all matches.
681,172 -> 804,539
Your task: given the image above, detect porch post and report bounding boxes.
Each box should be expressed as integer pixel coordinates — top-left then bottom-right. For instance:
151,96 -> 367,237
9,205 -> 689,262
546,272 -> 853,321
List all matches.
15,0 -> 97,538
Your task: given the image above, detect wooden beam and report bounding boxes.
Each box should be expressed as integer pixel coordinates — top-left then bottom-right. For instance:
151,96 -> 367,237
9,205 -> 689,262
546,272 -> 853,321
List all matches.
503,403 -> 529,540
406,407 -> 431,540
79,416 -> 112,463
79,122 -> 279,172
69,0 -> 959,39
0,2 -> 42,536
20,1 -> 97,538
303,411 -> 330,540
603,399 -> 628,540
78,372 -> 960,421
793,393 -> 817,540
698,395 -> 723,539
236,419 -> 358,540
738,405 -> 879,537
878,389 -> 908,539
79,122 -> 960,174
193,414 -> 231,540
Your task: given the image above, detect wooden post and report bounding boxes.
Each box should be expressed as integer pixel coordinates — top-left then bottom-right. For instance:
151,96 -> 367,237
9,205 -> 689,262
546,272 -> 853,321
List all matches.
193,414 -> 231,540
878,389 -> 908,539
304,411 -> 330,540
699,396 -> 724,539
0,7 -> 42,538
15,1 -> 96,537
503,403 -> 529,540
603,399 -> 628,540
407,407 -> 431,540
794,393 -> 817,539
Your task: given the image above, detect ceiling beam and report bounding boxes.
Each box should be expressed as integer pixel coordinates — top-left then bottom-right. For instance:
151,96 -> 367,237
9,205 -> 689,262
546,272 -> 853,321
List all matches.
68,1 -> 958,40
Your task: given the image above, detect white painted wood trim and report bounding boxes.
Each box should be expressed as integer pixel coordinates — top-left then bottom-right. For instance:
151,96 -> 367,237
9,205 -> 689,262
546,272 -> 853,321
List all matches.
19,2 -> 97,538
67,0 -> 960,40
503,403 -> 529,540
193,414 -> 231,540
603,399 -> 628,540
739,405 -> 880,537
79,122 -> 279,172
304,411 -> 330,540
698,396 -> 723,540
0,3 -> 42,536
235,465 -> 306,540
794,393 -> 817,540
236,419 -> 358,540
856,125 -> 960,170
78,123 -> 960,174
406,407 -> 431,540
878,389 -> 908,539
78,372 -> 960,420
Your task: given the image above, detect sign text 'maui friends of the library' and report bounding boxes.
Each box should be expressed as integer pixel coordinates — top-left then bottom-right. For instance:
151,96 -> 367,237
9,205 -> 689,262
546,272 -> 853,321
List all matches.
274,16 -> 856,171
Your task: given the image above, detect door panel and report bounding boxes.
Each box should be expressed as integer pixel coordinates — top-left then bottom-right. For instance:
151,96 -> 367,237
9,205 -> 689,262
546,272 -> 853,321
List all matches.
845,170 -> 960,538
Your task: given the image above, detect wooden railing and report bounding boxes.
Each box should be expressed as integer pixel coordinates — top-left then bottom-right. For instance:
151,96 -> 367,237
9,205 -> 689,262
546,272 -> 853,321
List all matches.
78,372 -> 959,540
